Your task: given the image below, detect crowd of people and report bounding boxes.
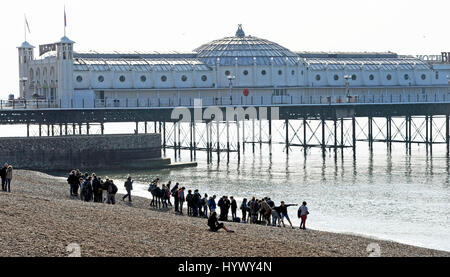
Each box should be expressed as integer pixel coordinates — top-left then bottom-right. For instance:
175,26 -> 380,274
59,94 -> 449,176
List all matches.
0,163 -> 13,193
66,170 -> 310,232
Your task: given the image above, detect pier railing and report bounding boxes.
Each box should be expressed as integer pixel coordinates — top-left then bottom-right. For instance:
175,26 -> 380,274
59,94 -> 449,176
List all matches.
2,92 -> 450,110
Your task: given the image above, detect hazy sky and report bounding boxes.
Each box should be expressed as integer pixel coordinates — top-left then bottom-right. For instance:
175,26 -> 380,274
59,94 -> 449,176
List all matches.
0,0 -> 449,97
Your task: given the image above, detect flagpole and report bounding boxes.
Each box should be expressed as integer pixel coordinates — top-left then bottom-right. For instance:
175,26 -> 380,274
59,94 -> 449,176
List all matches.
64,6 -> 66,37
24,14 -> 27,42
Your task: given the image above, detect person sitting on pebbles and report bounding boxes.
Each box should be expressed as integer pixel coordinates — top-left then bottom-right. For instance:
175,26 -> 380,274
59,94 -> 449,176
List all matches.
207,212 -> 234,233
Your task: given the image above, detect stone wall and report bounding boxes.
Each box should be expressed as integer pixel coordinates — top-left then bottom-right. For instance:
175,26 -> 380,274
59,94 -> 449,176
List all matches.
0,134 -> 162,171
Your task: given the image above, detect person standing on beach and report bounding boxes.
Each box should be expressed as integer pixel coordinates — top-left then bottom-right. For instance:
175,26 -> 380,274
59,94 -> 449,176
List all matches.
92,174 -> 101,202
298,201 -> 309,230
208,195 -> 217,214
240,198 -> 248,223
172,183 -> 180,212
84,177 -> 93,202
5,165 -> 13,193
186,190 -> 194,216
166,181 -> 173,207
261,198 -> 272,225
178,187 -> 186,214
107,180 -> 118,205
67,170 -> 77,197
230,196 -> 237,221
201,193 -> 208,218
122,176 -> 133,202
1,163 -> 8,192
193,189 -> 201,217
279,201 -> 298,229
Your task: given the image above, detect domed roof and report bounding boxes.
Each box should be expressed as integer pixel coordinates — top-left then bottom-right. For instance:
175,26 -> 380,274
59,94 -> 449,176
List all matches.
194,25 -> 299,66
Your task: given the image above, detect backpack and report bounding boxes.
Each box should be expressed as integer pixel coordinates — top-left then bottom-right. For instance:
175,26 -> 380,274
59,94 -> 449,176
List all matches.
110,183 -> 118,194
186,193 -> 193,204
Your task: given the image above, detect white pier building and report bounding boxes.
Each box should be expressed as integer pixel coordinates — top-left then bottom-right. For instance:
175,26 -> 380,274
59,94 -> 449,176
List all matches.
17,25 -> 450,108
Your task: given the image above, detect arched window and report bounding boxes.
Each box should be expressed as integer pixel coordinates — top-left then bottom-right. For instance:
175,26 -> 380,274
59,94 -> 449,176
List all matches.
243,70 -> 249,76
278,70 -> 283,75
98,76 -> 104,83
119,75 -> 126,82
386,74 -> 392,81
261,70 -> 267,76
351,74 -> 357,81
140,75 -> 147,82
315,74 -> 321,81
76,76 -> 83,82
201,75 -> 207,82
404,74 -> 409,80
421,74 -> 426,80
181,75 -> 188,82
369,74 -> 374,81
161,75 -> 167,82
225,70 -> 230,76
334,75 -> 339,81
291,70 -> 295,75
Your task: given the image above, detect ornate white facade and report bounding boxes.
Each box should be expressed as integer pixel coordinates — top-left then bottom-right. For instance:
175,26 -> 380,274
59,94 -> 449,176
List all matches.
18,25 -> 450,108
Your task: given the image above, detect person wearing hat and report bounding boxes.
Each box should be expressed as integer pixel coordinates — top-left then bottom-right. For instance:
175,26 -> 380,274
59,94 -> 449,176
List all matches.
122,176 -> 134,202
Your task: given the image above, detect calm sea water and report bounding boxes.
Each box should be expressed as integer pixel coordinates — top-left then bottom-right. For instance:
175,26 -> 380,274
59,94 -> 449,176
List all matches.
2,122 -> 449,252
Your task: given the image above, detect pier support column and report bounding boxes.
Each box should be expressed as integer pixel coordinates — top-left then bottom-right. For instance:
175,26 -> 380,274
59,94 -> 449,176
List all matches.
206,122 -> 210,164
163,122 -> 166,155
65,123 -> 68,136
446,115 -> 449,156
51,125 -> 54,137
72,123 -> 76,136
47,124 -> 50,137
352,116 -> 356,157
86,123 -> 90,135
217,120 -> 220,162
173,122 -> 177,160
178,122 -> 182,156
79,123 -> 82,136
268,116 -> 272,156
408,116 -> 412,154
340,118 -> 344,158
100,122 -> 104,135
60,124 -> 63,136
321,118 -> 326,157
39,124 -> 42,137
303,118 -> 307,154
387,116 -> 392,152
368,117 -> 373,150
334,118 -> 338,156
144,121 -> 148,134
193,121 -> 197,159
27,123 -> 30,137
252,119 -> 255,153
237,120 -> 241,162
430,116 -> 433,155
242,120 -> 246,153
285,119 -> 289,154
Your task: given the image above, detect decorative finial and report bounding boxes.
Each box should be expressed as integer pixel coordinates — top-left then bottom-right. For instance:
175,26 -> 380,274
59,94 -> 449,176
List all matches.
235,24 -> 245,38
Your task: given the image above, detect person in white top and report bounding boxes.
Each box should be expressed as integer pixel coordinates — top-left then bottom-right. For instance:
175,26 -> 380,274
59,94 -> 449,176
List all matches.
298,201 -> 309,230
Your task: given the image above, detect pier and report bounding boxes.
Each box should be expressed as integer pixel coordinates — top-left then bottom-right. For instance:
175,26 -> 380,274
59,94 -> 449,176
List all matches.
1,89 -> 450,163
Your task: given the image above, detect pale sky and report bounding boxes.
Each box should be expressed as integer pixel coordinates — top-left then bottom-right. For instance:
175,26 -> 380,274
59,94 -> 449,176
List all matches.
0,0 -> 449,97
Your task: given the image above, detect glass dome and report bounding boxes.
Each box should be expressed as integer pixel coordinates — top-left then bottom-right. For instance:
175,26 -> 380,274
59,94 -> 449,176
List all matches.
194,25 -> 299,66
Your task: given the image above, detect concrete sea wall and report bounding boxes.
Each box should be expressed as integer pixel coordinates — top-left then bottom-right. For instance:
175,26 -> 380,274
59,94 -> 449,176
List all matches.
0,134 -> 164,171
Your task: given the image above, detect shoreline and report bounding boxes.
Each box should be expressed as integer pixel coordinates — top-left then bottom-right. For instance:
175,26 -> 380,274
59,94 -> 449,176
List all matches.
0,169 -> 448,257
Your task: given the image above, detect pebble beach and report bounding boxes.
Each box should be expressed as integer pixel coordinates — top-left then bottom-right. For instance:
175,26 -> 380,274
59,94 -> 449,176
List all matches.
0,170 -> 448,257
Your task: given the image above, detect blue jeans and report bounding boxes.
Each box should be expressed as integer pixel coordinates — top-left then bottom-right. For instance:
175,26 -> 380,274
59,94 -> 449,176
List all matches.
5,179 -> 11,192
1,177 -> 5,191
